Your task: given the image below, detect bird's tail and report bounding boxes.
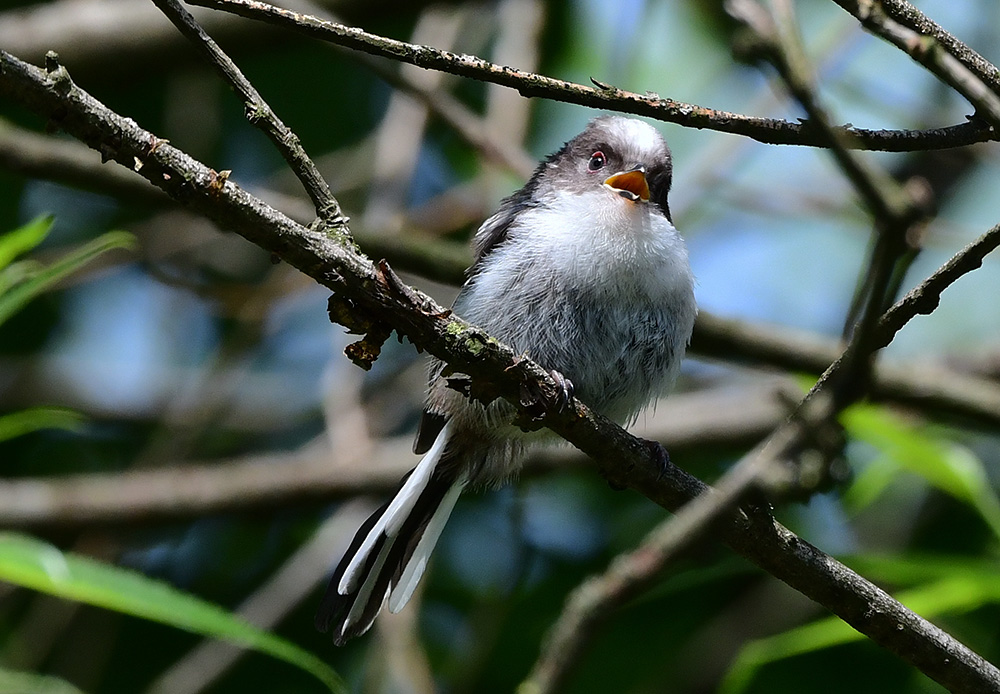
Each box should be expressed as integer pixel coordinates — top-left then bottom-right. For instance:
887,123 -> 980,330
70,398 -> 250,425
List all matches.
315,422 -> 464,645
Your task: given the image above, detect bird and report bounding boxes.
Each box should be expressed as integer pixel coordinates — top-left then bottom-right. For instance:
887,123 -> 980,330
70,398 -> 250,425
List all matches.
316,115 -> 697,645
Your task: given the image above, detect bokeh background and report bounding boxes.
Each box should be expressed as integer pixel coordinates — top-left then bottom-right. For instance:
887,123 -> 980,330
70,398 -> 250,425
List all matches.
1,0 -> 999,692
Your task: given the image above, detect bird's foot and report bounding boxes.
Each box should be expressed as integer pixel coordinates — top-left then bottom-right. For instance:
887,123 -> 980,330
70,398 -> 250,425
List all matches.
548,369 -> 575,413
644,438 -> 673,481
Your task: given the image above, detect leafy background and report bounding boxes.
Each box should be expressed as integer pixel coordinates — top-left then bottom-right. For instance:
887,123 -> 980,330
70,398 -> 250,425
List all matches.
1,0 -> 999,693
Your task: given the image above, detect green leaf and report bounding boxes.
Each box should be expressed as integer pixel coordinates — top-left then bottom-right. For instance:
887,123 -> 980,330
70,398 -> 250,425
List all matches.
0,259 -> 43,298
840,453 -> 899,512
0,533 -> 345,694
846,553 -> 1000,587
842,405 -> 1000,540
0,230 -> 137,327
720,563 -> 1000,694
0,667 -> 87,694
0,214 -> 55,270
0,407 -> 86,443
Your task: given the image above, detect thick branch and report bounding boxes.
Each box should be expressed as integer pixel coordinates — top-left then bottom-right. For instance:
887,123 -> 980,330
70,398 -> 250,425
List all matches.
3,50 -> 999,692
187,0 -> 997,151
2,120 -> 998,428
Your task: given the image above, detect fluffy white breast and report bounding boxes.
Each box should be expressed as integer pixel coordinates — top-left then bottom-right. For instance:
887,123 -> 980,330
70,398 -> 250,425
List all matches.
515,187 -> 691,300
458,182 -> 695,336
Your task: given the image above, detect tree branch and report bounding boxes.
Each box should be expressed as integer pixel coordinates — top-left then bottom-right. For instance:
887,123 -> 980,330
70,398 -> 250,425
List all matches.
524,3 -> 953,683
151,0 -> 346,226
876,0 -> 1000,95
874,221 -> 1000,350
831,0 -> 1000,128
186,0 -> 997,151
0,384 -> 789,528
2,118 -> 998,428
4,48 -> 1000,692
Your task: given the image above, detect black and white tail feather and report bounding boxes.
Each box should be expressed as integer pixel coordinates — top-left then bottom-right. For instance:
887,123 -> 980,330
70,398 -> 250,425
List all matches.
315,422 -> 465,645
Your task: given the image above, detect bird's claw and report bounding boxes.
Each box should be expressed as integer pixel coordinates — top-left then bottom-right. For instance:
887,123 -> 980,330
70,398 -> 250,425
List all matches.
548,369 -> 575,413
645,439 -> 673,480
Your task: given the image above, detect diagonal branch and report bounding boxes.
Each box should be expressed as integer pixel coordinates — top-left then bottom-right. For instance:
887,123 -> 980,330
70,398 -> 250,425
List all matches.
525,3 -> 1000,680
876,0 -> 1000,95
186,0 -> 997,152
4,49 -> 1000,693
831,0 -> 1000,128
3,117 -> 999,429
151,0 -> 346,226
874,223 -> 1000,349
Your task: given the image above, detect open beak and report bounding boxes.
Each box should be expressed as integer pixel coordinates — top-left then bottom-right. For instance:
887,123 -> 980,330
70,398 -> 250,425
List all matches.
604,166 -> 650,203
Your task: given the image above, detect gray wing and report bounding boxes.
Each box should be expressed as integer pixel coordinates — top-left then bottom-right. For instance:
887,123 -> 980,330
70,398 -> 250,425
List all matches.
411,144 -> 564,455
468,143 -> 564,272
410,196 -> 526,456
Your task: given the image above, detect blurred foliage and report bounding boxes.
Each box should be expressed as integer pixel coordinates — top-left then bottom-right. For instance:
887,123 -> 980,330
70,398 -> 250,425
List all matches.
0,666 -> 86,694
0,215 -> 342,689
0,214 -> 104,441
0,533 -> 344,693
1,1 -> 999,694
843,404 -> 1000,540
0,406 -> 84,443
0,215 -> 134,328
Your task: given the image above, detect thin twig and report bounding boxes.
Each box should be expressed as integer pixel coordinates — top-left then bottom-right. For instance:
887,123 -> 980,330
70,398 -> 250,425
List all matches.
831,0 -> 1000,128
874,221 -> 1000,350
186,0 -> 997,151
805,221 -> 1000,404
876,0 -> 1000,95
151,0 -> 347,226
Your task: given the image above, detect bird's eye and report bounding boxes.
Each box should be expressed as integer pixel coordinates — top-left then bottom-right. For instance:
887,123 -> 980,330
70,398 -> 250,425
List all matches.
588,151 -> 606,171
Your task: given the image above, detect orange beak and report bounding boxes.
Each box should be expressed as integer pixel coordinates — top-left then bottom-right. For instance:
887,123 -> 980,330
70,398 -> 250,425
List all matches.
604,167 -> 650,203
